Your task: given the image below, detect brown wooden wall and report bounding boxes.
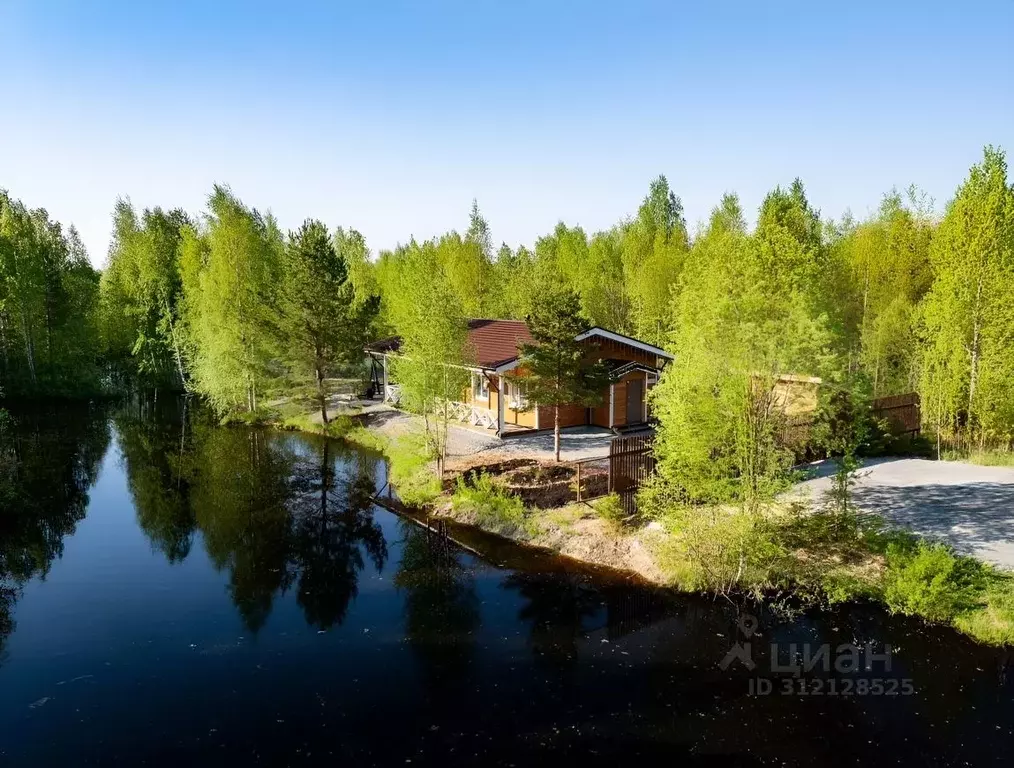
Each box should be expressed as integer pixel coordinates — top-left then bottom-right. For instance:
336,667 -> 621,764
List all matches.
536,404 -> 586,429
589,370 -> 653,428
582,337 -> 659,366
872,392 -> 921,435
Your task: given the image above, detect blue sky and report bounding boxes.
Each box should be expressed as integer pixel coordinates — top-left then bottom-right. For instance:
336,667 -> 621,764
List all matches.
1,0 -> 1011,266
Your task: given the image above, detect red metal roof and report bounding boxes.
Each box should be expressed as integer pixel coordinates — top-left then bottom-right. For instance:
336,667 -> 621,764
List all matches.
365,318 -> 534,369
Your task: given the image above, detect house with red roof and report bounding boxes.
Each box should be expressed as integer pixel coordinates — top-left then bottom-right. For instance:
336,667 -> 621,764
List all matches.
365,319 -> 673,437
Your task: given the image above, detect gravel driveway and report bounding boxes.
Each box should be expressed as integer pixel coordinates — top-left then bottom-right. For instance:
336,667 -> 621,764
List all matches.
358,406 -> 616,466
793,458 -> 1014,569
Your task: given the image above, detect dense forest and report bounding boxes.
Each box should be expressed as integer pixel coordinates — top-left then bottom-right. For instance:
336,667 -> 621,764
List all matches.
2,146 -> 1012,470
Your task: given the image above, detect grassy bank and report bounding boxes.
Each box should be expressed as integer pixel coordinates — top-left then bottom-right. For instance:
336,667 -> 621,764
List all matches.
643,501 -> 1014,645
257,403 -> 1014,647
437,467 -> 1014,646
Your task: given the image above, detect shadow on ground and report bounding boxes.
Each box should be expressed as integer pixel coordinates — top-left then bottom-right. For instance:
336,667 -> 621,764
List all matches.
854,483 -> 1014,563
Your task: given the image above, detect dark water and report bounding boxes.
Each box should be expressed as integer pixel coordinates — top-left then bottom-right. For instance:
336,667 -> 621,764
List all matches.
1,401 -> 1012,766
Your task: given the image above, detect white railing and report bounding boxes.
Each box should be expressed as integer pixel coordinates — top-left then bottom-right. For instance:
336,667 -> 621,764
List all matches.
445,400 -> 497,430
384,384 -> 401,404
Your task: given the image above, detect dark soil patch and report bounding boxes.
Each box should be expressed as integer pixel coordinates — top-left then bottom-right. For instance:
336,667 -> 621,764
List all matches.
502,464 -> 609,509
509,465 -> 576,485
444,458 -> 539,491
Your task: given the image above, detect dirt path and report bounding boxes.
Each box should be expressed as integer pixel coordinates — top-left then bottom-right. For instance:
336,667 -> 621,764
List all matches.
793,458 -> 1014,569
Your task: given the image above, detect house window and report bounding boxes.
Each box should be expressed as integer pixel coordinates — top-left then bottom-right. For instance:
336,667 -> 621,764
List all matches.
472,372 -> 489,401
508,380 -> 528,409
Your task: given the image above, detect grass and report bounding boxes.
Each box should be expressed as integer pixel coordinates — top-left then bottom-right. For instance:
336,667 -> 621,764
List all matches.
451,473 -> 539,540
946,449 -> 1014,467
590,493 -> 628,531
644,496 -> 1014,645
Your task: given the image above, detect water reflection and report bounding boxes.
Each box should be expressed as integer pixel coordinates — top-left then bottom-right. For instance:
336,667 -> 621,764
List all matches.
115,398 -> 389,633
3,400 -> 1014,765
0,404 -> 110,662
394,519 -> 480,687
289,440 -> 388,630
113,397 -> 195,562
504,572 -> 603,666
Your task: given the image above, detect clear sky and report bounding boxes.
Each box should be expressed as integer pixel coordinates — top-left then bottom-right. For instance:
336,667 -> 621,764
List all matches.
1,0 -> 1011,266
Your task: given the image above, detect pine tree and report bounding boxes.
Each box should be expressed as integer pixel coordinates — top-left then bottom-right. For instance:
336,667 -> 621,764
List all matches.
516,289 -> 607,461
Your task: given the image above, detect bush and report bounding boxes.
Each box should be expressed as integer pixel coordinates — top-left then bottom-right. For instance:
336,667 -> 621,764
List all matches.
451,473 -> 536,539
593,493 -> 626,529
954,575 -> 1014,645
651,505 -> 784,594
883,541 -> 986,622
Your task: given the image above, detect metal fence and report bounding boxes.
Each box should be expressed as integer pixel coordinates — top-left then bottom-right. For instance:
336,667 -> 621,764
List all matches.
608,434 -> 655,515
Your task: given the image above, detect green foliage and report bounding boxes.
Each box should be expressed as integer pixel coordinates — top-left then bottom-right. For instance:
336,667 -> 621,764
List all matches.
649,192 -> 833,507
1,190 -> 102,396
451,473 -> 536,539
650,505 -> 784,593
100,200 -> 190,388
386,431 -> 441,507
516,287 -> 608,461
383,239 -> 469,470
920,147 -> 1014,450
592,493 -> 626,529
277,219 -> 378,424
812,382 -> 874,518
883,540 -> 987,622
621,175 -> 688,345
954,575 -> 1014,645
180,185 -> 284,414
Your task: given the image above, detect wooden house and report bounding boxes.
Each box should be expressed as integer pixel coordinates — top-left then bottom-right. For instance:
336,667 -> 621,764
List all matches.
366,319 -> 673,437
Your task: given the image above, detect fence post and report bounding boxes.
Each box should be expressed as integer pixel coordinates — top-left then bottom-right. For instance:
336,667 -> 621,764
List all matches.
576,461 -> 582,502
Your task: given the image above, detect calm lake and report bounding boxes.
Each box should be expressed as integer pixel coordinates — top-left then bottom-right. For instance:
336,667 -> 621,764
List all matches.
1,400 -> 1012,766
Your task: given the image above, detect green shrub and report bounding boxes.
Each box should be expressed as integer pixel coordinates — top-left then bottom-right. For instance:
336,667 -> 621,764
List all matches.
452,473 -> 536,539
651,506 -> 784,593
954,575 -> 1014,645
883,541 -> 986,622
819,568 -> 881,605
593,493 -> 626,529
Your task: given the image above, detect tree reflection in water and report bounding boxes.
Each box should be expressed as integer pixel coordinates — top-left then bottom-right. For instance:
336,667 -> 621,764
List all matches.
503,572 -> 603,667
113,397 -> 196,563
114,398 -> 389,633
393,518 -> 480,689
0,404 -> 111,664
289,438 -> 387,630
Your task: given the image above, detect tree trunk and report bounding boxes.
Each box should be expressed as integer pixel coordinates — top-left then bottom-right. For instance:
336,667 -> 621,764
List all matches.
164,298 -> 187,389
316,359 -> 329,424
20,309 -> 37,385
554,405 -> 561,462
967,277 -> 983,443
0,312 -> 9,375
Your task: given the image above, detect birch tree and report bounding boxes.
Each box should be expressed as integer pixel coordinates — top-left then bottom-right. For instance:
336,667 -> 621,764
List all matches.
386,240 -> 469,476
180,186 -> 283,414
920,147 -> 1014,448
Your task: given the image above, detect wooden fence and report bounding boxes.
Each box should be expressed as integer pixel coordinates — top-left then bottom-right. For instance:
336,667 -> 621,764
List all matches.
872,392 -> 921,436
608,434 -> 656,516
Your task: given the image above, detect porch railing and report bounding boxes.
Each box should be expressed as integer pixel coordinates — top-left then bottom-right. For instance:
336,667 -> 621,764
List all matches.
445,400 -> 497,430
